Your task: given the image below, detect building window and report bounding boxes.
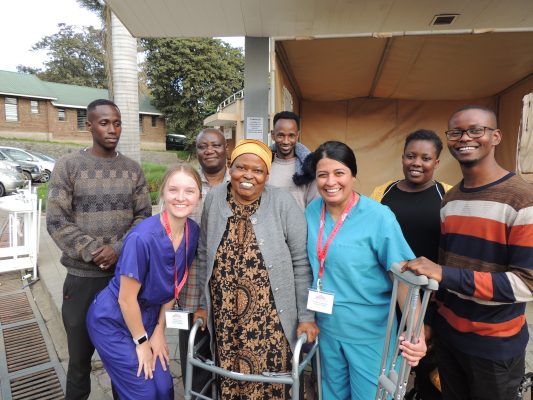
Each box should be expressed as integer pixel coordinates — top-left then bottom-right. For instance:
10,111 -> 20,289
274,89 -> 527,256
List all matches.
77,109 -> 87,130
30,100 -> 39,114
5,97 -> 18,121
151,115 -> 157,127
139,115 -> 143,133
58,108 -> 66,121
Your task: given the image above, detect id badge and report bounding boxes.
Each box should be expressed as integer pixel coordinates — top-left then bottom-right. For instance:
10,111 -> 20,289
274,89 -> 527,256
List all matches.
165,309 -> 191,330
307,289 -> 334,314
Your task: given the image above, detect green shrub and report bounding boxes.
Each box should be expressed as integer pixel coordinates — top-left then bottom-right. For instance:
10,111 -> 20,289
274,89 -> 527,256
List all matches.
37,183 -> 49,212
176,150 -> 191,161
150,191 -> 160,205
141,162 -> 167,205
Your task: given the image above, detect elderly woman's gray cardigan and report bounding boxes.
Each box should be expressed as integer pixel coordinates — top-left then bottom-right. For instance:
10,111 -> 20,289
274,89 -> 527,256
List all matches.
197,183 -> 315,352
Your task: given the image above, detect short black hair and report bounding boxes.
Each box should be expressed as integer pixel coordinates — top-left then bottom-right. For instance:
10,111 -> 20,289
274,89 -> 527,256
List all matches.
449,105 -> 498,127
273,111 -> 300,130
404,129 -> 443,158
87,99 -> 119,114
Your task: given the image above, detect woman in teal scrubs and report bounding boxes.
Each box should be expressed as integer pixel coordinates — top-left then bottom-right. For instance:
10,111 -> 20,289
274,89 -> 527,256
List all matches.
304,141 -> 427,400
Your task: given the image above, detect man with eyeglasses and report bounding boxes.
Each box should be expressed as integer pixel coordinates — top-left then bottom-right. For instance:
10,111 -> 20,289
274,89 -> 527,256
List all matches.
403,105 -> 533,399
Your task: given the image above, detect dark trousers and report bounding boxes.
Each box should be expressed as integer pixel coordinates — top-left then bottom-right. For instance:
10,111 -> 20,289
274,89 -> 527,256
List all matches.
435,337 -> 524,400
179,327 -> 213,394
62,273 -> 111,400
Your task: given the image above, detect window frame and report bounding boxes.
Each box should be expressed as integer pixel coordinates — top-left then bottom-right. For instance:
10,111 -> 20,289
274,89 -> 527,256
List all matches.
30,100 -> 39,114
58,108 -> 66,121
5,97 -> 18,122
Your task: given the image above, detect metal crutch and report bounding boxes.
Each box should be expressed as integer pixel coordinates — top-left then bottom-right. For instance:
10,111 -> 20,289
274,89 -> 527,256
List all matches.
375,263 -> 439,400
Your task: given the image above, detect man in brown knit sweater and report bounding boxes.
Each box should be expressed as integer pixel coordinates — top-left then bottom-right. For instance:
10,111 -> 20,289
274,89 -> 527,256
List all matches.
46,99 -> 152,400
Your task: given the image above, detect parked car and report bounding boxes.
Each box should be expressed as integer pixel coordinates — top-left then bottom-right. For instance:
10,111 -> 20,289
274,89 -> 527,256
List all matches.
0,157 -> 24,177
0,165 -> 24,197
166,133 -> 188,151
0,147 -> 44,182
25,150 -> 55,182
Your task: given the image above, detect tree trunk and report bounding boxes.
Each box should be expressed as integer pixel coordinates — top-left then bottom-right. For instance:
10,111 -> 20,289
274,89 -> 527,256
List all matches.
110,12 -> 140,163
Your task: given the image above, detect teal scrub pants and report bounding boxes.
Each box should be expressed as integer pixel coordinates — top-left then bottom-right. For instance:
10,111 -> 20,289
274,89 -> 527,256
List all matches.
319,334 -> 395,400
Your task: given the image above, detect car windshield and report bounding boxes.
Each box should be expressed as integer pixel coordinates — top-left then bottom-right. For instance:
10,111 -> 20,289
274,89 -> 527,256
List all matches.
28,151 -> 55,162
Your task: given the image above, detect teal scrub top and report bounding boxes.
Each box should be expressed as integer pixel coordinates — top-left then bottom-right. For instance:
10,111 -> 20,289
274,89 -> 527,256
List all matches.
306,195 -> 415,343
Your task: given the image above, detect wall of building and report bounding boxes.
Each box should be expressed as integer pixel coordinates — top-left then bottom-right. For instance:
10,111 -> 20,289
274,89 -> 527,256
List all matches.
0,97 -> 50,140
0,95 -> 167,149
139,114 -> 166,150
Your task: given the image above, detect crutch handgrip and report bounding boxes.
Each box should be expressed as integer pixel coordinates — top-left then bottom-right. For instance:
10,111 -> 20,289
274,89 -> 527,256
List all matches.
390,262 -> 429,287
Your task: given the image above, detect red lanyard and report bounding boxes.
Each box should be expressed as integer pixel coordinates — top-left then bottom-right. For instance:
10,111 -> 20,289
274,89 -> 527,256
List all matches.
316,192 -> 356,290
162,210 -> 189,300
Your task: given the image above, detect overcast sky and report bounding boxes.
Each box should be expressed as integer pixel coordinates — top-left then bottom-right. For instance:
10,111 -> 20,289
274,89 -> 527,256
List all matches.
1,0 -> 244,73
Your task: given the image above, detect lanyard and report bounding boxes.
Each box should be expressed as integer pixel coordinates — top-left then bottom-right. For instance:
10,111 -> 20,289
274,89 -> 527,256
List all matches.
162,210 -> 189,301
316,191 -> 356,291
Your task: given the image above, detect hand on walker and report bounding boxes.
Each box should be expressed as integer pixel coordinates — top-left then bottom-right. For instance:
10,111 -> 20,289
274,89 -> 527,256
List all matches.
136,341 -> 154,379
150,329 -> 169,372
193,308 -> 207,330
297,321 -> 320,343
401,257 -> 443,283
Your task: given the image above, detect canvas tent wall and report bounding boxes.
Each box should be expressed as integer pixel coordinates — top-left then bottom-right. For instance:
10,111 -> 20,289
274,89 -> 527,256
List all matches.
273,31 -> 533,195
517,93 -> 533,183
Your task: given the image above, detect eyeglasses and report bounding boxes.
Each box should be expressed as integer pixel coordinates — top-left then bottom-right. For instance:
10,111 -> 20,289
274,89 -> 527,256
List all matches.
445,126 -> 496,141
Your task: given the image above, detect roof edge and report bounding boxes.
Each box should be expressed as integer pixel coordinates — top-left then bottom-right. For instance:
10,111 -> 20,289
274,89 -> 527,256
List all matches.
0,91 -> 57,101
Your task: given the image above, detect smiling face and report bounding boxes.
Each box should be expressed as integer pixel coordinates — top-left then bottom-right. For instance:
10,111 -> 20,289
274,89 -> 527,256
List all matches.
315,157 -> 354,210
86,104 -> 122,157
402,140 -> 440,188
161,171 -> 201,220
271,118 -> 299,159
196,129 -> 227,174
447,108 -> 501,167
229,153 -> 268,204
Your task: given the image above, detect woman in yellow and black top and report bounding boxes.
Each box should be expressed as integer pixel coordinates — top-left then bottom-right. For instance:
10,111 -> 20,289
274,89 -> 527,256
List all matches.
370,128 -> 452,400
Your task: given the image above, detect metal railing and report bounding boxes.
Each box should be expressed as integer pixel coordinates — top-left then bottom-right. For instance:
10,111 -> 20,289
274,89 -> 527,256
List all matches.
216,89 -> 244,112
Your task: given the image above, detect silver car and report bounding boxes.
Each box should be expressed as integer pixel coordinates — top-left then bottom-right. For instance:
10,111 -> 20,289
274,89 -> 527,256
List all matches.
25,150 -> 55,182
0,163 -> 24,196
0,147 -> 43,182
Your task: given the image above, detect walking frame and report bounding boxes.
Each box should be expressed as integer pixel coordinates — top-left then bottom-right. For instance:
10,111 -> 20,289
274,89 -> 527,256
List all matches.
184,318 -> 321,400
376,263 -> 439,400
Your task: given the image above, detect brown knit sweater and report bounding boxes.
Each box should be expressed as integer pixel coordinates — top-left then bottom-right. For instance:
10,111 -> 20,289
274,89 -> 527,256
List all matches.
46,149 -> 152,277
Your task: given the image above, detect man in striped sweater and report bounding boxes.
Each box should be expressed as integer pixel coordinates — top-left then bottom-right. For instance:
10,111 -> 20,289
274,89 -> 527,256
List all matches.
404,105 -> 533,399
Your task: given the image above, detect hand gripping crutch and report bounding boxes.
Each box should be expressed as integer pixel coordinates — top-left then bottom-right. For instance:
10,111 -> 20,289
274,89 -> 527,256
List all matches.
184,318 -> 321,400
375,263 -> 438,400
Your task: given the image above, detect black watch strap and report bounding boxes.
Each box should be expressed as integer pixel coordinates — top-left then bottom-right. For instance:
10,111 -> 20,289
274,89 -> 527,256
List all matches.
133,333 -> 148,345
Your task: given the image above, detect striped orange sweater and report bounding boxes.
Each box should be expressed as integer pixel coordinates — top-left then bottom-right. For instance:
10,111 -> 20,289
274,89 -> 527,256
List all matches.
430,172 -> 533,360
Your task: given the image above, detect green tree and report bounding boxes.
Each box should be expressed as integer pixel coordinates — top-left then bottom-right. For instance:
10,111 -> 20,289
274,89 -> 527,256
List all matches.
17,23 -> 107,88
142,38 -> 244,138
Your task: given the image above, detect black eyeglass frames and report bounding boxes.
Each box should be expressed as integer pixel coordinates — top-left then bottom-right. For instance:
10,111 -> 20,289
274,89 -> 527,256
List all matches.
445,126 -> 496,141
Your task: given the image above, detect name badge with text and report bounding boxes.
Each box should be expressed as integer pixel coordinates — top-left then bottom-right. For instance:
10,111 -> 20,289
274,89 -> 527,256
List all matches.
307,289 -> 334,314
165,310 -> 191,330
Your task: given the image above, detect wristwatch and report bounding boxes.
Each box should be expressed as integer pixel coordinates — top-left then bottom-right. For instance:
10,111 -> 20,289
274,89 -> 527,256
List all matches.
133,333 -> 148,345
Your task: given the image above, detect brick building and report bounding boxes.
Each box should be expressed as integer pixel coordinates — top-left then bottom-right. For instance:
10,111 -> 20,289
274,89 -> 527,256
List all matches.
0,70 -> 167,150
